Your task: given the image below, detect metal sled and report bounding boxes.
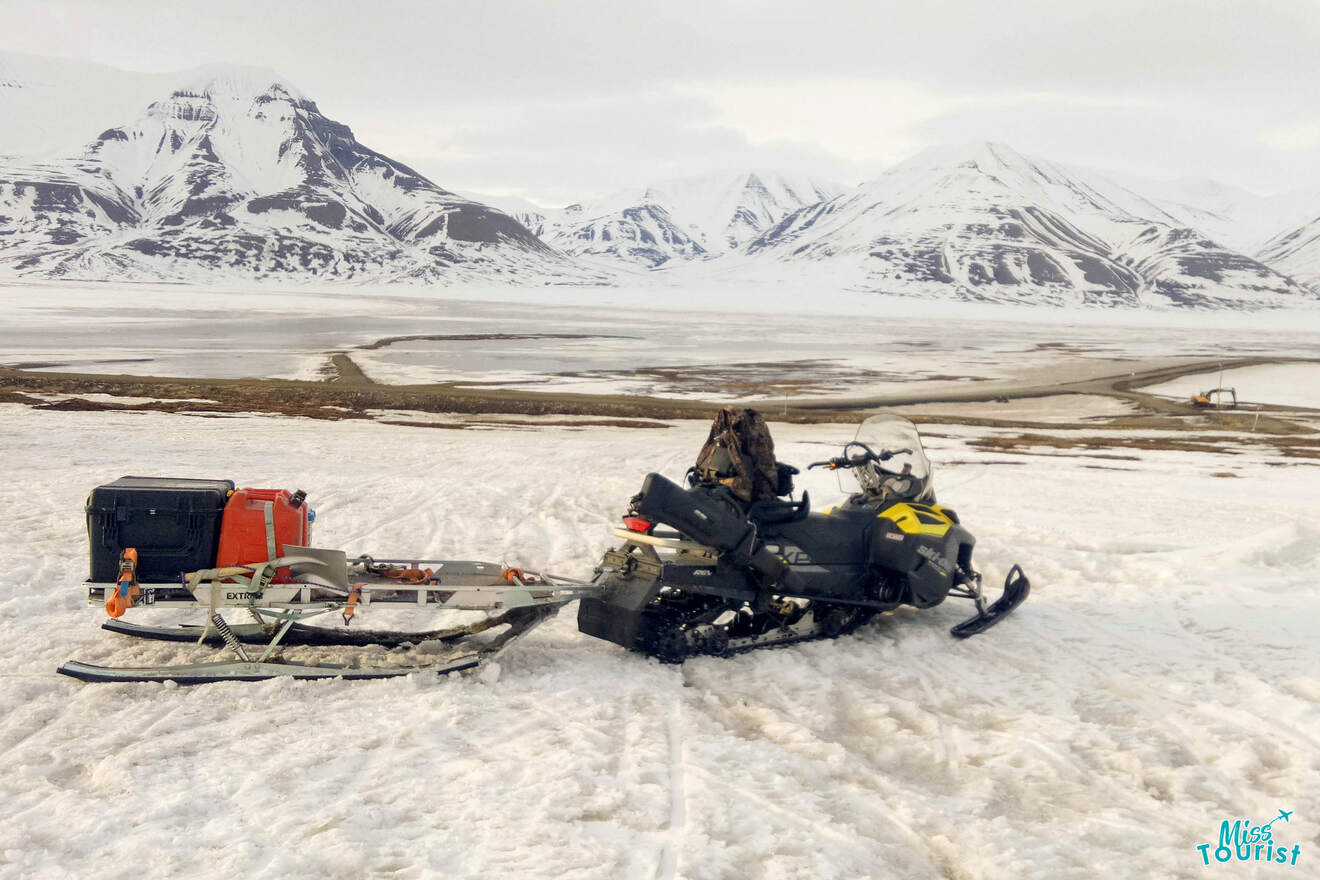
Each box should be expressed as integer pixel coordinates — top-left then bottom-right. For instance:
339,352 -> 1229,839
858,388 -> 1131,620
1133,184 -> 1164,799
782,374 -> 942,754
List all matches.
59,547 -> 595,684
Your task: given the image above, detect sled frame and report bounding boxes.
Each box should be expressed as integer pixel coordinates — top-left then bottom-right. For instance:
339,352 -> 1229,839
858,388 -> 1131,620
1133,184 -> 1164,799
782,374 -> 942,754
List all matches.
60,549 -> 595,684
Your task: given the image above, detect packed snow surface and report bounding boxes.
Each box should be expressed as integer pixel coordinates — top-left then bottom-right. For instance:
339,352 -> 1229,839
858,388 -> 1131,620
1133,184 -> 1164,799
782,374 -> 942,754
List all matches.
1,404 -> 1317,879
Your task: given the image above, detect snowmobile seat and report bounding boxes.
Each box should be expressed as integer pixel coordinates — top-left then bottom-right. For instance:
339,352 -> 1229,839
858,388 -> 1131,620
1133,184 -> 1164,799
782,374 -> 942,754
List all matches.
746,492 -> 810,526
772,512 -> 873,575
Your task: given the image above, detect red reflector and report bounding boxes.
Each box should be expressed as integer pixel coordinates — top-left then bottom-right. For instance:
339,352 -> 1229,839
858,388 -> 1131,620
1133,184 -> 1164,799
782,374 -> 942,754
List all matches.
622,516 -> 654,533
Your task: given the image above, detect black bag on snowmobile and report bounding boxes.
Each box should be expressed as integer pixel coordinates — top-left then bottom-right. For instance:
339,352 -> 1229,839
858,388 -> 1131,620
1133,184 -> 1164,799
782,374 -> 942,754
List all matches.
691,407 -> 796,502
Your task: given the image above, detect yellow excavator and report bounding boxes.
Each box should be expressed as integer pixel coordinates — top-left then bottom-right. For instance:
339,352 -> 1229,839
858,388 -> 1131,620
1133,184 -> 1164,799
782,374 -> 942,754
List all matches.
1190,387 -> 1237,408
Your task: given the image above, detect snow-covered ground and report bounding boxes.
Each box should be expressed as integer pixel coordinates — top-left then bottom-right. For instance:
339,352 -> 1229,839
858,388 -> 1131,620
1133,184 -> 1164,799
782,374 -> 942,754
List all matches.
1,403 -> 1316,879
1141,364 -> 1320,409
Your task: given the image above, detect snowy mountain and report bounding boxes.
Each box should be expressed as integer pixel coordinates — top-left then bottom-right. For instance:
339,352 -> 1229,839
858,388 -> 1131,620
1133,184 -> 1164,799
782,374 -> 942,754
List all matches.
742,143 -> 1316,308
1120,176 -> 1320,281
0,56 -> 595,284
456,191 -> 553,238
533,172 -> 847,269
2,52 -> 1317,307
1081,173 -> 1320,293
1099,174 -> 1269,252
544,201 -> 710,270
1258,213 -> 1320,291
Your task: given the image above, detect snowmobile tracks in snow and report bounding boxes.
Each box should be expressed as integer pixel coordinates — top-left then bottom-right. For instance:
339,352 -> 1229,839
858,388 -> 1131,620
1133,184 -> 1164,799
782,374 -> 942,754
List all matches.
655,701 -> 687,880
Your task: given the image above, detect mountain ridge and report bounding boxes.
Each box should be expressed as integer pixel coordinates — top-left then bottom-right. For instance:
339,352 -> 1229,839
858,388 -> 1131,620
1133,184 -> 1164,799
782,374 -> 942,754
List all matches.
519,170 -> 848,269
739,142 -> 1315,308
0,59 -> 594,283
1,53 -> 1317,307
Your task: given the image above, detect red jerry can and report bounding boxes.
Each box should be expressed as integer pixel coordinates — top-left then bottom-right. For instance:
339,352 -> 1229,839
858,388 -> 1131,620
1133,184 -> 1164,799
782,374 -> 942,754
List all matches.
215,488 -> 311,582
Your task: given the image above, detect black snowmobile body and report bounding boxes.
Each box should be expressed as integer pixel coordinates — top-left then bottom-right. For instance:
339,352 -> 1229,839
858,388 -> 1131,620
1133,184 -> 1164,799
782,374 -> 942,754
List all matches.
578,412 -> 1028,662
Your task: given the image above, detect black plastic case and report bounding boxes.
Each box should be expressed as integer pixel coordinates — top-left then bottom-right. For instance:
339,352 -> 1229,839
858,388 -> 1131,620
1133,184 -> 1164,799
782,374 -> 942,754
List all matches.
86,476 -> 235,583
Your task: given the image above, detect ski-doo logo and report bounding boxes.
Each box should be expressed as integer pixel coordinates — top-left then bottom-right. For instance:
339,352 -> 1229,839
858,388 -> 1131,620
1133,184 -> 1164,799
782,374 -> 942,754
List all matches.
915,544 -> 952,575
1196,810 -> 1300,867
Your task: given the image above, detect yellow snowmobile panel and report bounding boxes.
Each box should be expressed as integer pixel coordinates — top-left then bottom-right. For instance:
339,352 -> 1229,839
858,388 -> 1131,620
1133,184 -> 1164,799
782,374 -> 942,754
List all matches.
878,502 -> 956,537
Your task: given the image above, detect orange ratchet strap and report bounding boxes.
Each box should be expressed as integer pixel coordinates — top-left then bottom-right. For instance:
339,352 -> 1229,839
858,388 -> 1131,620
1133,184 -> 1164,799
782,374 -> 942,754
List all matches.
342,583 -> 363,625
382,568 -> 437,585
105,548 -> 140,619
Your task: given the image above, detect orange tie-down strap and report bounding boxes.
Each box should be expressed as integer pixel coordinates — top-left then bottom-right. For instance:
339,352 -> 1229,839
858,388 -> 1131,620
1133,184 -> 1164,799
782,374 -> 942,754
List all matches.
381,568 -> 438,585
342,583 -> 364,624
379,567 -> 539,586
105,548 -> 141,619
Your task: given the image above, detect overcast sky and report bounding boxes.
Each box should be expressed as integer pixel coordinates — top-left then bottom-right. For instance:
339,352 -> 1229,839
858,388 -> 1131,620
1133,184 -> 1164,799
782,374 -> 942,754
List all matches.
2,0 -> 1318,205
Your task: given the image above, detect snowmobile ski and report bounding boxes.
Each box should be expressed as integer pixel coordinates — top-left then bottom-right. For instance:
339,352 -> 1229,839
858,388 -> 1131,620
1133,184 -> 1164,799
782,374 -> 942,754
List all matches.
949,565 -> 1031,638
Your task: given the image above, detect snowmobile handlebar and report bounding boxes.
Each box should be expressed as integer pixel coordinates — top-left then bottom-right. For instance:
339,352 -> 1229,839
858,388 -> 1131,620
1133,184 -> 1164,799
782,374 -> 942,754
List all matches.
807,442 -> 911,471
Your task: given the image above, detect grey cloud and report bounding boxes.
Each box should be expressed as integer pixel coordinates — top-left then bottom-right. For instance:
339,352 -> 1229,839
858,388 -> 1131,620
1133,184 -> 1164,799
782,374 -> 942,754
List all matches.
395,92 -> 864,205
9,1 -> 1318,106
2,0 -> 1316,199
915,99 -> 1320,193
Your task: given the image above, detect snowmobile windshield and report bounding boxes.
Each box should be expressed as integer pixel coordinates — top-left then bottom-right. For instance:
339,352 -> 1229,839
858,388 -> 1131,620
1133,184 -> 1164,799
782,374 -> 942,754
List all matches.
851,414 -> 933,501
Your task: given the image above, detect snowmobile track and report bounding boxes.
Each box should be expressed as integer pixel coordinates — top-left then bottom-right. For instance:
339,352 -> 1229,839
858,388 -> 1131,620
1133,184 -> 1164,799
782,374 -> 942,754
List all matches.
656,699 -> 687,880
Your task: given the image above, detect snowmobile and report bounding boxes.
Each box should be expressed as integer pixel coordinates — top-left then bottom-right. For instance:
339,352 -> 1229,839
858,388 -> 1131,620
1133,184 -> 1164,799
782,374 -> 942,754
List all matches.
58,412 -> 1027,684
578,411 -> 1030,662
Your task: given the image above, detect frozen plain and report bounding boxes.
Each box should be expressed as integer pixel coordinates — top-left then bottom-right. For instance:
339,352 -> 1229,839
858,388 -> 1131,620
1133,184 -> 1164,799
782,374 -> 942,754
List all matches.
4,279 -> 1320,397
1,283 -> 1319,880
